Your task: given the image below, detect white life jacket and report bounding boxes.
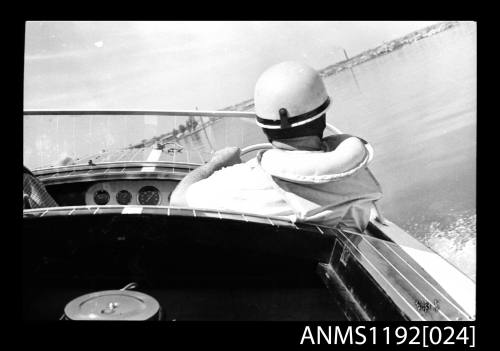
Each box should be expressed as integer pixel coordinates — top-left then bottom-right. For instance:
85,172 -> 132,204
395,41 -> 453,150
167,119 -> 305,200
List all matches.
256,135 -> 383,231
258,135 -> 374,184
186,134 -> 383,232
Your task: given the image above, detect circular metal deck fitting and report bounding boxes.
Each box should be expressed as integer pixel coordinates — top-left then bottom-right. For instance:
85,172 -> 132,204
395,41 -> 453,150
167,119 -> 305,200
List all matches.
63,290 -> 161,321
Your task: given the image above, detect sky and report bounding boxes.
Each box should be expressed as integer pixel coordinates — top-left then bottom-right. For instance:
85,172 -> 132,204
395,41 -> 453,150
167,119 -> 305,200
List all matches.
24,21 -> 441,110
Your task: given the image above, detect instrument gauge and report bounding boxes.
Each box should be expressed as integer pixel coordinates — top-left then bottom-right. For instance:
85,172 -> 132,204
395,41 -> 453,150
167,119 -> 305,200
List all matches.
94,190 -> 110,205
138,186 -> 161,206
116,190 -> 132,205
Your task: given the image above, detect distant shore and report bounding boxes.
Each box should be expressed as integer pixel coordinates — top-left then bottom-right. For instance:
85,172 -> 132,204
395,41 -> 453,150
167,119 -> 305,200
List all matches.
221,21 -> 461,112
138,21 -> 462,147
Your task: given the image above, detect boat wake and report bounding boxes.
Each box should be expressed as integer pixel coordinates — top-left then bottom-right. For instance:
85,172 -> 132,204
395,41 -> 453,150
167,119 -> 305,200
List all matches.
414,211 -> 476,282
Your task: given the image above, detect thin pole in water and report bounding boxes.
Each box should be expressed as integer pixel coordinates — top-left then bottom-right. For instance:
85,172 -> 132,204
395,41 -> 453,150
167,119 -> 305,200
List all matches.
343,48 -> 361,92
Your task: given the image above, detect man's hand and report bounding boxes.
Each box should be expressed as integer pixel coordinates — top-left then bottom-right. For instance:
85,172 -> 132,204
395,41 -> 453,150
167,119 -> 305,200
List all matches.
209,147 -> 242,170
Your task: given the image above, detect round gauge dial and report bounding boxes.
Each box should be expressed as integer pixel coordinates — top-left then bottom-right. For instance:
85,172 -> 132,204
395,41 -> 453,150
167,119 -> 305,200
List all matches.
94,190 -> 110,205
138,186 -> 161,206
116,190 -> 132,205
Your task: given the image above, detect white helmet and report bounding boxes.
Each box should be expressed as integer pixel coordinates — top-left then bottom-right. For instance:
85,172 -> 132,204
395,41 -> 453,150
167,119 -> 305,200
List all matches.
254,61 -> 331,130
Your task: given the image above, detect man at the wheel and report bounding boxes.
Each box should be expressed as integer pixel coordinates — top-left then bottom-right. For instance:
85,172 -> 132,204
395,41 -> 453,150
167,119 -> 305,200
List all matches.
170,61 -> 382,232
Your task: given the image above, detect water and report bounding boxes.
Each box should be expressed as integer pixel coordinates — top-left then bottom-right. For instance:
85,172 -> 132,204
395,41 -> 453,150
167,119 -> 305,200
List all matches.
321,23 -> 476,280
23,22 -> 476,280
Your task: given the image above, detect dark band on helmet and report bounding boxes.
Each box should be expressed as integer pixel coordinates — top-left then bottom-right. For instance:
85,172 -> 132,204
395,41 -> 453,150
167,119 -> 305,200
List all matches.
263,114 -> 326,142
256,97 -> 330,129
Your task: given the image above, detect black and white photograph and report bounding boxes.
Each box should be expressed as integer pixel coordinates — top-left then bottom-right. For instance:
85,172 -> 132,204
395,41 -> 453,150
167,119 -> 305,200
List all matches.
22,21 -> 476,329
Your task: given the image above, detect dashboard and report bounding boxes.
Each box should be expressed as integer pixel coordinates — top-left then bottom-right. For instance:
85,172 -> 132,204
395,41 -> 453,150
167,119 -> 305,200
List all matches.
85,180 -> 178,206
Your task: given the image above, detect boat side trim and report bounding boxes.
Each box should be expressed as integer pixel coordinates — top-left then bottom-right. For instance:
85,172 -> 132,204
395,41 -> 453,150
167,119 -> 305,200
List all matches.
23,205 -> 328,234
400,244 -> 476,319
358,235 -> 453,321
381,241 -> 472,320
336,230 -> 426,321
367,221 -> 476,319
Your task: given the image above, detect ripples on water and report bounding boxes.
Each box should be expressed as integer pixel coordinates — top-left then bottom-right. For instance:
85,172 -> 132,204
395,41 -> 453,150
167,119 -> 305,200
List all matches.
409,210 -> 476,281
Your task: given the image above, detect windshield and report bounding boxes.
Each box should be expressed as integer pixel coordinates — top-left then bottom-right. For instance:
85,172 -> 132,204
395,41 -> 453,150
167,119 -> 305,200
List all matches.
23,111 -> 272,169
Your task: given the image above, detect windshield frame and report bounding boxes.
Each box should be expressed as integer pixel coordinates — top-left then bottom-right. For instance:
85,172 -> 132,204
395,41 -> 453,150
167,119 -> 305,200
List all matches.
24,109 -> 341,171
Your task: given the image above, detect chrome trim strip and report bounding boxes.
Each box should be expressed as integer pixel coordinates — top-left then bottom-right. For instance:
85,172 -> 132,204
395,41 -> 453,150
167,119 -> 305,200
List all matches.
24,109 -> 257,118
382,241 -> 472,320
359,235 -> 452,321
38,172 -> 187,186
32,161 -> 200,174
336,229 -> 426,321
24,205 -> 329,234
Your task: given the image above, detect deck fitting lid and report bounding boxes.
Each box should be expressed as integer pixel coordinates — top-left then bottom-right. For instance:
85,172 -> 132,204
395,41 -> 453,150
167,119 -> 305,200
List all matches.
64,290 -> 160,320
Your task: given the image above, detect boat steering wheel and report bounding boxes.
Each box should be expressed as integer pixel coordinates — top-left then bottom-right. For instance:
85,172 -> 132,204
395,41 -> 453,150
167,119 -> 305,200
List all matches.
240,143 -> 273,157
